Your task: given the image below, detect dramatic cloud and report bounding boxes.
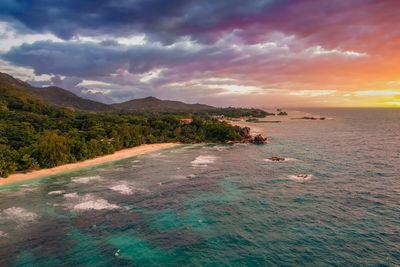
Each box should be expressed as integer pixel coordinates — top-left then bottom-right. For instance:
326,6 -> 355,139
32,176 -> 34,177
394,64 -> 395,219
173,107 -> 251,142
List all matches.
0,0 -> 399,107
0,0 -> 275,42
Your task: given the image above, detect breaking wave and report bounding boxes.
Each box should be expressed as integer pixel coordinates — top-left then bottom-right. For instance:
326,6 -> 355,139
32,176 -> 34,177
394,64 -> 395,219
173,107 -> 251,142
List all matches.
109,184 -> 134,195
64,193 -> 119,211
2,207 -> 39,224
71,175 -> 102,184
191,155 -> 217,167
289,174 -> 313,182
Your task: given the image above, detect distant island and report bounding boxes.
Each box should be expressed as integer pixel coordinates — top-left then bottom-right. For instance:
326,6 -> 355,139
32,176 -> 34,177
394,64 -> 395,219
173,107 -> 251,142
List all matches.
0,73 -> 267,178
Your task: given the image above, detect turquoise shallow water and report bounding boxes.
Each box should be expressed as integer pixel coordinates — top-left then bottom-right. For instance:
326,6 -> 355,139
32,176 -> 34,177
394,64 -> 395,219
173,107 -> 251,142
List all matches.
0,108 -> 399,266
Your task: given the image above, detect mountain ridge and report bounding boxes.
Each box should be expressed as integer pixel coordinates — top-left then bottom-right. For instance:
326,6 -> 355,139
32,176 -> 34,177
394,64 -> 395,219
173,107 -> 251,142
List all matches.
111,96 -> 215,111
0,72 -> 216,112
0,72 -> 112,111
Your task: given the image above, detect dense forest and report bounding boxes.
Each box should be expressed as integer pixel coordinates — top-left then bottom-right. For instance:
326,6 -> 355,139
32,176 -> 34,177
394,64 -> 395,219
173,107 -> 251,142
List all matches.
0,82 -> 248,177
113,108 -> 268,120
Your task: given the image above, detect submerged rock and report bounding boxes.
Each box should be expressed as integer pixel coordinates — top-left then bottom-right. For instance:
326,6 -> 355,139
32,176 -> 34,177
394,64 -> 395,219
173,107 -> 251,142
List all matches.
269,157 -> 285,162
227,133 -> 268,144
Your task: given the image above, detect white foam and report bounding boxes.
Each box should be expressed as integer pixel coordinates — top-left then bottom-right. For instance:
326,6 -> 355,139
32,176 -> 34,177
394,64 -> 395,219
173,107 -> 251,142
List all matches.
73,199 -> 119,211
64,193 -> 120,211
284,158 -> 299,162
48,190 -> 65,195
109,184 -> 133,195
19,186 -> 38,192
64,192 -> 79,198
214,146 -> 228,151
0,231 -> 7,238
289,174 -> 313,182
2,207 -> 38,223
191,155 -> 217,167
72,175 -> 102,184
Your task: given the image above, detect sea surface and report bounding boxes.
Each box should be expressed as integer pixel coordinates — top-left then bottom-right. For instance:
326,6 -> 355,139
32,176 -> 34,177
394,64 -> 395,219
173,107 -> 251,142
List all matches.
0,108 -> 399,266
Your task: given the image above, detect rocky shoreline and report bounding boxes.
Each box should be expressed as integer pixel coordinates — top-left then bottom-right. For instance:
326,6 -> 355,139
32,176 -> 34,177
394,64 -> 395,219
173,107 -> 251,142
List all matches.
228,127 -> 268,144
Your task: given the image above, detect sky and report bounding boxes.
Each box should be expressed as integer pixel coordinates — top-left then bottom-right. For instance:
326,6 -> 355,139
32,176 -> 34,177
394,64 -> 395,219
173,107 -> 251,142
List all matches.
0,0 -> 399,108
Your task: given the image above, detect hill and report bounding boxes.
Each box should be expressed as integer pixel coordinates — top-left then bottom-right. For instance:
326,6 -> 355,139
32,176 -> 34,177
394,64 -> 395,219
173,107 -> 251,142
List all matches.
0,73 -> 214,112
111,96 -> 215,111
0,81 -> 246,177
0,72 -> 112,111
0,72 -> 267,117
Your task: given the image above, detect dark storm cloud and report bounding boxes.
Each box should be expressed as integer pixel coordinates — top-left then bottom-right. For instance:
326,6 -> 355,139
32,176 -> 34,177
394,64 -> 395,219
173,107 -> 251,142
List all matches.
2,40 -> 231,77
1,0 -> 400,107
0,0 -> 276,43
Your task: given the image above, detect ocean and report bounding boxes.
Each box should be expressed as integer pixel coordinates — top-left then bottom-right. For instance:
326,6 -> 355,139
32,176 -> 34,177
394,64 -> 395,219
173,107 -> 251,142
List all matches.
0,108 -> 399,266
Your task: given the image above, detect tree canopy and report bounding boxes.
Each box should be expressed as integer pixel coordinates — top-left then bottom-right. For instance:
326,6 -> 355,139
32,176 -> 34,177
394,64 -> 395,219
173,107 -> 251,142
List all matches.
0,82 -> 247,177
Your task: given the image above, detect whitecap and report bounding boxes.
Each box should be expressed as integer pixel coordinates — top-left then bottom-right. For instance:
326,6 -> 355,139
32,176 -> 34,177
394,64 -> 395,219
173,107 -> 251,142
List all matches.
72,175 -> 102,184
131,164 -> 142,168
48,190 -> 65,195
214,146 -> 228,151
64,192 -> 79,198
64,193 -> 120,211
73,199 -> 119,211
19,186 -> 38,192
109,184 -> 134,195
289,174 -> 313,182
191,155 -> 217,167
2,207 -> 38,223
284,158 -> 299,162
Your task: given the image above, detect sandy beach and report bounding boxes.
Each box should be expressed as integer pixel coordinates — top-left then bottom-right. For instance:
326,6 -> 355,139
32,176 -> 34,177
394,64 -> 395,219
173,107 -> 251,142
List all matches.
0,143 -> 181,186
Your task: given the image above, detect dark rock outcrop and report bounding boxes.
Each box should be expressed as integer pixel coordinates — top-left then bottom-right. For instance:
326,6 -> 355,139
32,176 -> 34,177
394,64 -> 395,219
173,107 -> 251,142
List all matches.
241,127 -> 251,138
252,134 -> 267,144
228,127 -> 267,144
269,157 -> 285,161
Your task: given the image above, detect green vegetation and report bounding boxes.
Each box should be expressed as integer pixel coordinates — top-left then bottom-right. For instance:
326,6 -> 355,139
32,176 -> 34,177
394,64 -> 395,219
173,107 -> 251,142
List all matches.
208,107 -> 268,118
0,73 -> 267,117
0,82 -> 245,177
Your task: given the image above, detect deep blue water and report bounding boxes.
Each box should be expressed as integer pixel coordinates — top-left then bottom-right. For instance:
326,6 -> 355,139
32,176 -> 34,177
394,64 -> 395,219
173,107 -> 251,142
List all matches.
0,108 -> 399,266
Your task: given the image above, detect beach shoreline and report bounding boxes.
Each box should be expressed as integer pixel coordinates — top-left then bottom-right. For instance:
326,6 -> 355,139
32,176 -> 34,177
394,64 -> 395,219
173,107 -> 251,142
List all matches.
0,143 -> 181,187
